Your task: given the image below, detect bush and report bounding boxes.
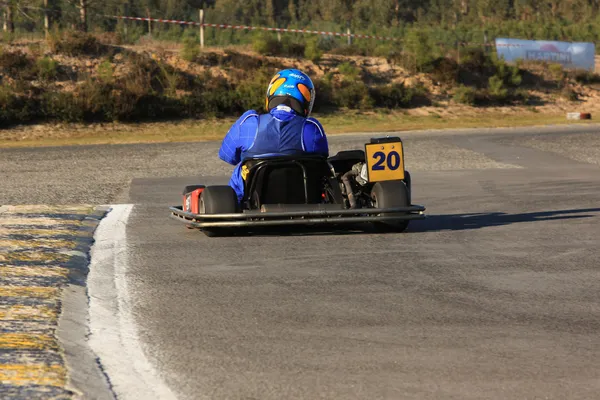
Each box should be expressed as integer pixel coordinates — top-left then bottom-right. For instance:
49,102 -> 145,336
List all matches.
304,37 -> 322,63
334,80 -> 373,109
549,63 -> 565,81
402,29 -> 438,72
0,85 -> 39,125
493,58 -> 522,87
181,36 -> 200,62
252,33 -> 281,56
0,50 -> 37,80
338,62 -> 361,80
453,85 -> 476,105
370,83 -> 421,108
428,57 -> 459,85
280,37 -> 305,57
97,59 -> 114,84
572,70 -> 600,84
36,57 -> 59,81
488,75 -> 508,100
48,31 -> 107,57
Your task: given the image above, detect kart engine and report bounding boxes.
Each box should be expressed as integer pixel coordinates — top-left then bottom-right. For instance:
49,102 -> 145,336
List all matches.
339,162 -> 369,209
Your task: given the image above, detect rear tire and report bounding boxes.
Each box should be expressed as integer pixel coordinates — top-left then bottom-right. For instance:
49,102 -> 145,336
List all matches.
371,180 -> 410,233
199,186 -> 238,237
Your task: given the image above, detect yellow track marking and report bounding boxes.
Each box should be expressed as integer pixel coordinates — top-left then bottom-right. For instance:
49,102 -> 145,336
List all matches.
0,286 -> 59,299
0,305 -> 57,321
0,252 -> 70,263
0,334 -> 57,350
0,205 -> 92,213
0,364 -> 66,386
0,218 -> 76,227
0,266 -> 69,278
0,239 -> 76,249
0,228 -> 80,237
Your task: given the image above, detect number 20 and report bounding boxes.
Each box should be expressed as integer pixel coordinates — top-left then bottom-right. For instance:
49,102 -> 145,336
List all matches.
372,151 -> 401,171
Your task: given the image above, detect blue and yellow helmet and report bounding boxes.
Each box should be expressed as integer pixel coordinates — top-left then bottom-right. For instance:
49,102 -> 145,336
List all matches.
266,69 -> 315,117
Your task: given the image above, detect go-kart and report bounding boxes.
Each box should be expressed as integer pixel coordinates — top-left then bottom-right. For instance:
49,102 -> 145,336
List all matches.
169,136 -> 426,237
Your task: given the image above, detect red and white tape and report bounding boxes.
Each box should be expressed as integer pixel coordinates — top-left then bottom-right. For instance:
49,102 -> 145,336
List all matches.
109,15 -> 399,41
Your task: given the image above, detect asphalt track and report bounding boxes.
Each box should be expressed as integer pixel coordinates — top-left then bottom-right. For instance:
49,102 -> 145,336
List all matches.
3,125 -> 600,399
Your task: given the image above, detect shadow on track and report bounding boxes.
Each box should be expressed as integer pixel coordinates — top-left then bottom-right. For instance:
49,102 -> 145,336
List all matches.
182,208 -> 600,238
411,207 -> 600,233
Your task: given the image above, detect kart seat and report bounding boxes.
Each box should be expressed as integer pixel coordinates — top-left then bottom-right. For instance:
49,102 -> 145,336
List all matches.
327,150 -> 365,175
241,155 -> 332,207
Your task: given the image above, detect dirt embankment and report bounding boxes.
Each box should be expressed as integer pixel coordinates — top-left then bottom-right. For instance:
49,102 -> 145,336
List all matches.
1,33 -> 600,132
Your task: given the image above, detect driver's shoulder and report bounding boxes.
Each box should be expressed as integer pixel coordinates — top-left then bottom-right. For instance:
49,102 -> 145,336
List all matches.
304,116 -> 326,136
236,110 -> 260,127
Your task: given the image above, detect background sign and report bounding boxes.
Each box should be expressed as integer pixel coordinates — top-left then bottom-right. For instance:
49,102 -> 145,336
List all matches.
495,38 -> 596,71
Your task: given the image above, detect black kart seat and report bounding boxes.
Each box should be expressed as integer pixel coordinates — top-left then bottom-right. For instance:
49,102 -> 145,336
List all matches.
240,154 -> 333,208
327,150 -> 365,163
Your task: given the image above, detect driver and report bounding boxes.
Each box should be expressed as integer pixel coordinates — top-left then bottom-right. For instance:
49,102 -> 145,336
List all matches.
218,69 -> 329,203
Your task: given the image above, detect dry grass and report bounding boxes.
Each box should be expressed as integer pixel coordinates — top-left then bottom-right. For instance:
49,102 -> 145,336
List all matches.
0,110 -> 594,149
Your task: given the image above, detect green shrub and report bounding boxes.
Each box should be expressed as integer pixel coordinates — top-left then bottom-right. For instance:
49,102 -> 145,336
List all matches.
402,29 -> 438,72
42,91 -> 85,122
0,86 -> 39,125
312,73 -> 336,112
453,85 -> 476,105
181,36 -> 200,62
0,85 -> 38,126
370,83 -> 420,108
572,70 -> 600,84
280,37 -> 305,57
36,57 -> 59,81
48,31 -> 107,57
97,59 -> 114,84
334,80 -> 373,109
488,75 -> 508,100
428,57 -> 459,85
549,63 -> 565,81
304,37 -> 322,63
338,62 -> 361,80
0,50 -> 37,79
252,33 -> 281,56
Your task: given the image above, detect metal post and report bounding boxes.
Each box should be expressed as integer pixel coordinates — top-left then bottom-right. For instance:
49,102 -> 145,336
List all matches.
44,0 -> 50,38
146,7 -> 151,36
347,26 -> 351,46
124,3 -> 129,37
199,8 -> 204,48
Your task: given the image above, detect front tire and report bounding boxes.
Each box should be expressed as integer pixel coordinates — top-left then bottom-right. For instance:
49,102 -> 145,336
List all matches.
199,186 -> 238,237
371,180 -> 410,233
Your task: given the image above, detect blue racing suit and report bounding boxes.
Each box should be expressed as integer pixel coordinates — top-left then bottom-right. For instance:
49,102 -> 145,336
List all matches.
218,105 -> 329,202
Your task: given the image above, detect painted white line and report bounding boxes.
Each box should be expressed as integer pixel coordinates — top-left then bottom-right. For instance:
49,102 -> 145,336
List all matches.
88,204 -> 178,400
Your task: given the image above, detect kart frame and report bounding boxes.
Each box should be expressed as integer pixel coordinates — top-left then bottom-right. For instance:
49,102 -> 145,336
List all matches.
169,204 -> 426,229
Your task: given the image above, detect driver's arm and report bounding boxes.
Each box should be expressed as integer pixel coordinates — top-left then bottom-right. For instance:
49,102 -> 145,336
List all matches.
219,110 -> 258,165
303,118 -> 329,157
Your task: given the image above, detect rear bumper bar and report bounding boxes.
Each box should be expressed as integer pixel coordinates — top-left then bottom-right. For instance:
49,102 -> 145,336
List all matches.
169,205 -> 426,228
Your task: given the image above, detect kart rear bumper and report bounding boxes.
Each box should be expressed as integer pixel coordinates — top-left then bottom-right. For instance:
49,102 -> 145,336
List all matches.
169,204 -> 426,229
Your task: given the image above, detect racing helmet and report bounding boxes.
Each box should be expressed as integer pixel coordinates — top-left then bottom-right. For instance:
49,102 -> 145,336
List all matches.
266,69 -> 315,117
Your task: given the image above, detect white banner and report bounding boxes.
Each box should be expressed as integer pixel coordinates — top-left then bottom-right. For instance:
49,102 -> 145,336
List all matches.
495,38 -> 596,71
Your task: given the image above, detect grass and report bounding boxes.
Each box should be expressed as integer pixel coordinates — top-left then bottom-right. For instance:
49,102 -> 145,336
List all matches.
0,110 -> 594,149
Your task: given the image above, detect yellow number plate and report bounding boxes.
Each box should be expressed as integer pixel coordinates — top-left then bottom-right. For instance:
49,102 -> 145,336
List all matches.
365,142 -> 405,182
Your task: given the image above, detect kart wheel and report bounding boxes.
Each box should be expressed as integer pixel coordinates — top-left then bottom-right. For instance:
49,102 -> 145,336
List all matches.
199,186 -> 238,237
404,171 -> 412,205
371,180 -> 410,233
